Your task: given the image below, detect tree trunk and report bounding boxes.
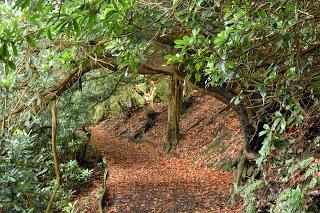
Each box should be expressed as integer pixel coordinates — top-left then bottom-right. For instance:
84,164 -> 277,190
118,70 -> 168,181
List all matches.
45,101 -> 61,213
166,74 -> 183,153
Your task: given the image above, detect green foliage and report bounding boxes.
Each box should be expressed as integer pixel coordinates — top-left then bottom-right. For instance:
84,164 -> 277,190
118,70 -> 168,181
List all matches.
0,131 -> 47,211
0,0 -> 319,211
154,77 -> 170,103
0,127 -> 91,212
256,103 -> 304,166
272,187 -> 306,213
62,201 -> 80,213
240,179 -> 264,213
61,160 -> 91,188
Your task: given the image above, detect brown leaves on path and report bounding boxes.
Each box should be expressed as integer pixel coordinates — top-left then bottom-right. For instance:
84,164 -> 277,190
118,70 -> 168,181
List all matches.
76,92 -> 243,212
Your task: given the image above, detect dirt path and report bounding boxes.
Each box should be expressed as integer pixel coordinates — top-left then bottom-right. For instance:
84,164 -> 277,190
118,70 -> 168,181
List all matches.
77,93 -> 243,212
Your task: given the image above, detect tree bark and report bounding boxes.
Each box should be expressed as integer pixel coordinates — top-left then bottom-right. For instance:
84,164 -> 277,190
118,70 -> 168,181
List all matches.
45,101 -> 61,213
166,74 -> 183,153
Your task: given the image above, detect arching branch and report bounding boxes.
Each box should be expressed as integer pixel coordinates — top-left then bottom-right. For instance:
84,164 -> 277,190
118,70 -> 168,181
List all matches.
2,42 -> 257,155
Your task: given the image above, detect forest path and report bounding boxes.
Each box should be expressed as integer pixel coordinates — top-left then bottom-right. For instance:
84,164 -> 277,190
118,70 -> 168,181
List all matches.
92,126 -> 236,212
78,92 -> 243,212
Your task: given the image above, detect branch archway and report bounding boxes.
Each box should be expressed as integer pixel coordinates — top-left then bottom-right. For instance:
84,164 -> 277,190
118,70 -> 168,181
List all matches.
1,43 -> 259,186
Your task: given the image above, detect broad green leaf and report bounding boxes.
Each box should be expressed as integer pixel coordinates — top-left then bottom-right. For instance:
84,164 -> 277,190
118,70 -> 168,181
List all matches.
275,111 -> 282,118
263,124 -> 270,130
0,72 -> 15,89
259,130 -> 269,137
195,72 -> 201,82
0,45 -> 3,59
2,43 -> 9,58
66,22 -> 73,36
11,42 -> 18,56
271,118 -> 281,131
21,0 -> 30,9
214,31 -> 226,45
14,0 -> 30,9
258,10 -> 267,18
73,19 -> 81,35
87,13 -> 97,29
280,119 -> 286,131
26,35 -> 36,48
217,61 -> 226,72
175,36 -> 190,46
8,177 -> 16,182
173,0 -> 180,8
287,67 -> 296,75
105,9 -> 117,20
56,20 -> 69,33
164,54 -> 183,63
111,0 -> 119,11
8,61 -> 16,70
195,62 -> 202,71
47,28 -> 53,40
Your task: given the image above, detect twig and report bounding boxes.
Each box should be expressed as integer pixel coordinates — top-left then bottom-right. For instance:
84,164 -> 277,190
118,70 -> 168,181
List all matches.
92,75 -> 123,107
118,10 -> 172,38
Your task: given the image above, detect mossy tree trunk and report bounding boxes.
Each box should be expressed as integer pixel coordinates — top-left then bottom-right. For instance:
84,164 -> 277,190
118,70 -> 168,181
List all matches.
166,74 -> 183,153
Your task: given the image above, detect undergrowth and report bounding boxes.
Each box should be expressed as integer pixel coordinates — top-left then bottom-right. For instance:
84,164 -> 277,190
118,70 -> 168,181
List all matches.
239,105 -> 320,212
